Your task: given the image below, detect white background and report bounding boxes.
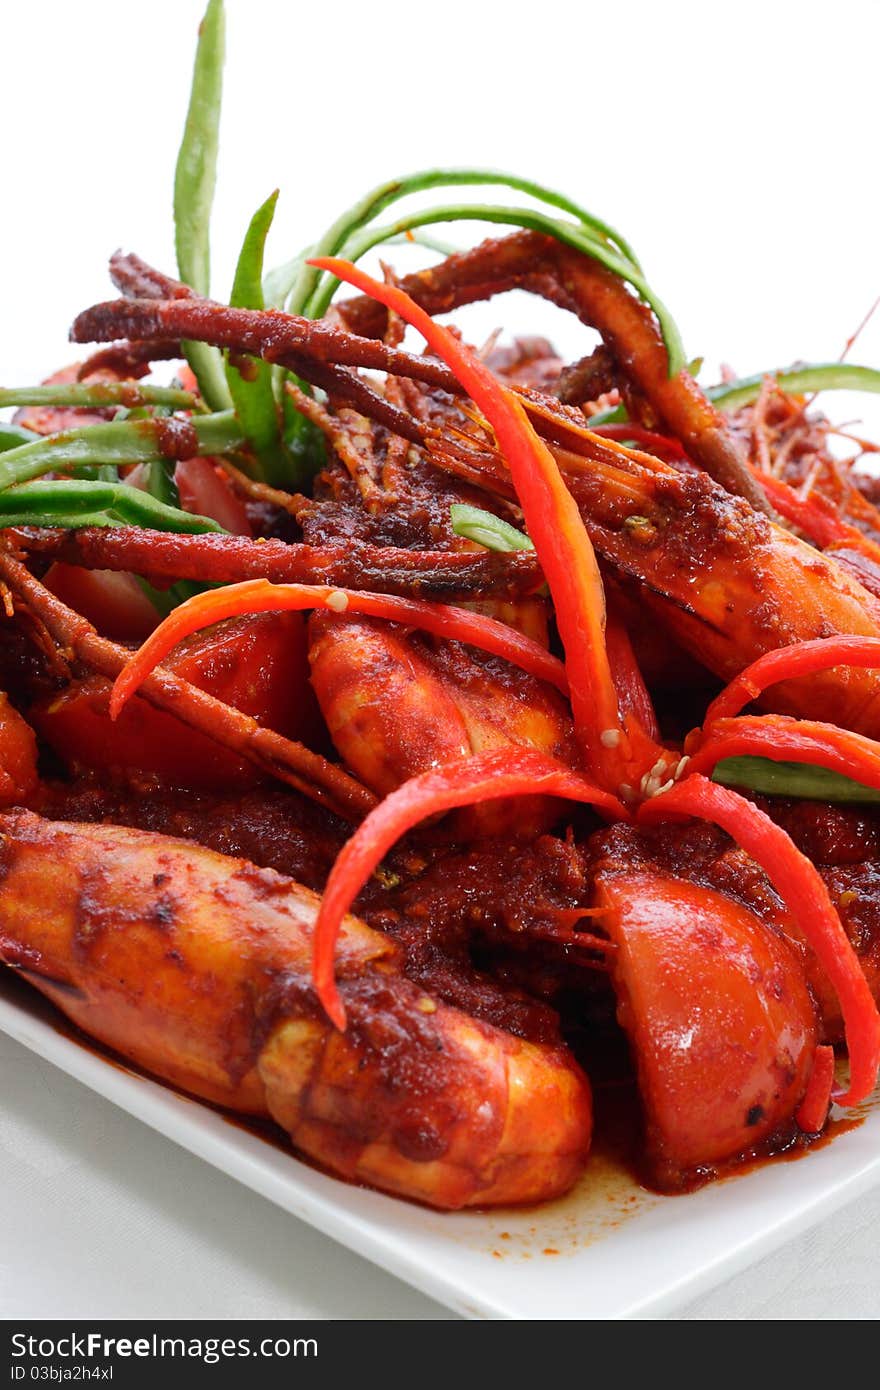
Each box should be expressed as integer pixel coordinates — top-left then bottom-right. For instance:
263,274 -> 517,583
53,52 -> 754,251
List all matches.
1,0 -> 880,1320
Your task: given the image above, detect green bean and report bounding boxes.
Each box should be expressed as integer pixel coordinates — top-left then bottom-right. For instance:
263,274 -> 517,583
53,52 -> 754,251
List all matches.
450,503 -> 534,553
144,457 -> 180,509
286,167 -> 643,318
0,479 -> 223,533
225,190 -> 292,485
708,363 -> 880,412
0,412 -> 243,492
229,191 -> 279,321
304,203 -> 685,376
0,423 -> 39,452
226,193 -> 326,487
0,384 -> 195,410
66,464 -> 121,483
279,391 -> 325,483
714,756 -> 880,803
173,0 -> 231,411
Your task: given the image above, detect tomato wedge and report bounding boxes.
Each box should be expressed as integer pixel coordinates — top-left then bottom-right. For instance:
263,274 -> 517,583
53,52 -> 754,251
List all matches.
32,611 -> 321,790
43,563 -> 160,644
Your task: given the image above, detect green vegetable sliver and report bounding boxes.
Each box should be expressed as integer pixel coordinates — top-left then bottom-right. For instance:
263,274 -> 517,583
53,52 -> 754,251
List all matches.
0,412 -> 244,491
286,167 -> 642,318
714,756 -> 880,803
173,0 -> 230,410
0,478 -> 223,533
0,384 -> 196,411
450,502 -> 533,554
225,190 -> 295,485
303,202 -> 684,376
708,363 -> 880,411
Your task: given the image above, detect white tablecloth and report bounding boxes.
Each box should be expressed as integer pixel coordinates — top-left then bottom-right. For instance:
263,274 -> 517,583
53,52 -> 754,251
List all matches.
2,1029 -> 878,1321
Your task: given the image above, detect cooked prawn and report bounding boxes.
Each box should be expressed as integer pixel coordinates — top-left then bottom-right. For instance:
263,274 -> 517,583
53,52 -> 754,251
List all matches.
0,809 -> 592,1210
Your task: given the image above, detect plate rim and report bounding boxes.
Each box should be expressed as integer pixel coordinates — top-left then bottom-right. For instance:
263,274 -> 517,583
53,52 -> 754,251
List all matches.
3,976 -> 879,1320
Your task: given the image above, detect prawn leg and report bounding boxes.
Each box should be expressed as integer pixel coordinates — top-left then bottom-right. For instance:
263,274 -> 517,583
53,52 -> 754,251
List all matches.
11,527 -> 542,602
333,230 -> 765,508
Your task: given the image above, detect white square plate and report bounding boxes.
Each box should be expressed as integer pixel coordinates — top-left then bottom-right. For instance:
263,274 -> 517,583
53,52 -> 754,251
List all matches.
2,970 -> 878,1319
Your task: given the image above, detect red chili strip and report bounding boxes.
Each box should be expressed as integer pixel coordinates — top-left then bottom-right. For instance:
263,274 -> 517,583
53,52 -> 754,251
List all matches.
605,610 -> 661,742
308,256 -> 629,790
795,1045 -> 836,1134
312,749 -> 628,1029
109,578 -> 568,718
688,714 -> 880,789
755,472 -> 858,551
703,636 -> 880,726
589,423 -> 687,461
639,775 -> 880,1107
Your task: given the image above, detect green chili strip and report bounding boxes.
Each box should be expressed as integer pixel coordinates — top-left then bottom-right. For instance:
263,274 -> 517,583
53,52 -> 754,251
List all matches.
0,479 -> 223,533
450,502 -> 533,553
287,167 -> 642,316
708,363 -> 880,412
174,0 -> 224,295
278,168 -> 687,370
261,245 -> 315,464
225,190 -> 293,485
0,423 -> 39,452
229,192 -> 280,317
143,457 -> 180,509
0,411 -> 244,492
173,0 -> 231,411
0,384 -> 195,410
303,203 -> 684,376
714,755 -> 880,803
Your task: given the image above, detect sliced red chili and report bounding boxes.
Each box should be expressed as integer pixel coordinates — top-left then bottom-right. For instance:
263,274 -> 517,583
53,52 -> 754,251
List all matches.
703,637 -> 880,726
311,748 -> 628,1029
605,609 -> 661,742
688,714 -> 880,790
109,578 -> 568,718
589,422 -> 687,462
795,1045 -> 836,1134
755,472 -> 860,551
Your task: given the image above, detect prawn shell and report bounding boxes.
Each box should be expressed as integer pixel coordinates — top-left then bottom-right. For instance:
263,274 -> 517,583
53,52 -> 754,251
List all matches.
260,982 -> 593,1209
0,810 -> 592,1209
572,467 -> 880,739
308,614 -> 577,839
